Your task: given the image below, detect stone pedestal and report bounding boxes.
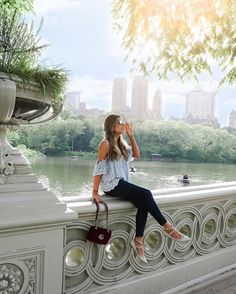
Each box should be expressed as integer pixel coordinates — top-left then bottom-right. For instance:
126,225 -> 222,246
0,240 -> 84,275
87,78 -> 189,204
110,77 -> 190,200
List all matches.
0,130 -> 77,294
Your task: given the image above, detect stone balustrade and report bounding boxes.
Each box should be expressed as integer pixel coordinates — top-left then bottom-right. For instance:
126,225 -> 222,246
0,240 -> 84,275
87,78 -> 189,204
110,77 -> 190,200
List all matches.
1,174 -> 236,294
62,181 -> 236,294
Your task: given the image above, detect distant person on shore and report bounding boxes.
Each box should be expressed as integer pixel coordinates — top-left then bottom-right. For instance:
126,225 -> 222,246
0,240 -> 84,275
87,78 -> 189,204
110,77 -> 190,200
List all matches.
92,114 -> 190,263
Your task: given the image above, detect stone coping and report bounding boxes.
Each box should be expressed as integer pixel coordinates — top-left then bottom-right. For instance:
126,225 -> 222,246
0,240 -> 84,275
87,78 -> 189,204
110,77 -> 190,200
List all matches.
63,181 -> 236,215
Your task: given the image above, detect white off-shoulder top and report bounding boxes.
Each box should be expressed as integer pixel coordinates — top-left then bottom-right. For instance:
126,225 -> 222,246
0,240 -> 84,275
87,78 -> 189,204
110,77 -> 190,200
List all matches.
93,148 -> 133,192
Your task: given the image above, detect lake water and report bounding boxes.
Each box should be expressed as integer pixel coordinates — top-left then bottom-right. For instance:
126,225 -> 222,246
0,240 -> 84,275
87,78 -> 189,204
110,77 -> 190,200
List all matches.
30,157 -> 236,198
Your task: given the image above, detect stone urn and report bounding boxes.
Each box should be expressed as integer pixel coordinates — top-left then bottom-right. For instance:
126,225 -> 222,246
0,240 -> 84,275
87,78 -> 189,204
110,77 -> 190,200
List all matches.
0,71 -> 62,125
0,72 -> 62,178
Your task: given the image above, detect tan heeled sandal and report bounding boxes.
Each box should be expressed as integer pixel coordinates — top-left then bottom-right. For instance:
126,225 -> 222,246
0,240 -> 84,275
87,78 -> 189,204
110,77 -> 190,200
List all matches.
130,239 -> 148,263
164,226 -> 191,242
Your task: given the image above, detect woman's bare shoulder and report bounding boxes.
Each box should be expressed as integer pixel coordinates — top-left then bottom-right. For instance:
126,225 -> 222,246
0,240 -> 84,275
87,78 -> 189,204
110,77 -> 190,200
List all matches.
98,140 -> 109,160
99,139 -> 109,149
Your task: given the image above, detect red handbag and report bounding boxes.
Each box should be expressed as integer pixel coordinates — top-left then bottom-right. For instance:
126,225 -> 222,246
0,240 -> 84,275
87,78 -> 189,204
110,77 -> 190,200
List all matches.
87,200 -> 111,245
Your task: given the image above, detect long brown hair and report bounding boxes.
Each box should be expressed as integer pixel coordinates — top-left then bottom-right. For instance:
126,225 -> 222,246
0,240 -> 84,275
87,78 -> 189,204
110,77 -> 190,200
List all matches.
104,114 -> 129,161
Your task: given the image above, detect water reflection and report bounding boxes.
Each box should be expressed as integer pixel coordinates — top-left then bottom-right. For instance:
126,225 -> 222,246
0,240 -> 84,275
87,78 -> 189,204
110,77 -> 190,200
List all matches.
30,157 -> 236,197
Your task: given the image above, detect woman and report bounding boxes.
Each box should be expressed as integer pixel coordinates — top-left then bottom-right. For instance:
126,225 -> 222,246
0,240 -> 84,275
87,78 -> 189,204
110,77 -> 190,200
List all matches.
92,114 -> 190,263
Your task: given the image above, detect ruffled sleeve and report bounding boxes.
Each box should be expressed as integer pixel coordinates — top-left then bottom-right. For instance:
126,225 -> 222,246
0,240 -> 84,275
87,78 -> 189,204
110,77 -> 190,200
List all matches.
93,159 -> 108,176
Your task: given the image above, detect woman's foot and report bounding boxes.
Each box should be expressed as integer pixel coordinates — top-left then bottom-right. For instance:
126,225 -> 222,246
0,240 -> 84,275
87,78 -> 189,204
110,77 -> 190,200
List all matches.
163,223 -> 191,242
130,237 -> 147,263
134,237 -> 145,255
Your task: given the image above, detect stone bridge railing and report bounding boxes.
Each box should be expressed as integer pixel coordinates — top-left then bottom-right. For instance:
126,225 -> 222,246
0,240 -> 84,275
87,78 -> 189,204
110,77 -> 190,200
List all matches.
61,181 -> 236,294
1,175 -> 236,294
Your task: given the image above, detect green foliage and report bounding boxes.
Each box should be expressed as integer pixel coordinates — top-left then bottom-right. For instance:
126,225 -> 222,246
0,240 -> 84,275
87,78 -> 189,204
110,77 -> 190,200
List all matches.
22,67 -> 68,104
7,129 -> 23,147
0,5 -> 68,102
0,9 -> 45,71
134,119 -> 236,162
112,0 -> 236,84
19,119 -> 84,155
0,0 -> 33,12
9,107 -> 236,163
16,144 -> 44,158
76,118 -> 95,151
89,127 -> 103,151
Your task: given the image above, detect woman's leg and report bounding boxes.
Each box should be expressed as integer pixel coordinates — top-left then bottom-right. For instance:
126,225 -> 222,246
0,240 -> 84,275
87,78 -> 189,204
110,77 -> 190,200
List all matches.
106,180 -> 187,257
106,179 -> 167,237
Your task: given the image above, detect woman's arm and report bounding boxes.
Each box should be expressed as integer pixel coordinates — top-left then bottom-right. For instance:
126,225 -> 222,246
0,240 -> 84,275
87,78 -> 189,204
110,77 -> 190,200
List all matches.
125,122 -> 140,159
92,140 -> 109,202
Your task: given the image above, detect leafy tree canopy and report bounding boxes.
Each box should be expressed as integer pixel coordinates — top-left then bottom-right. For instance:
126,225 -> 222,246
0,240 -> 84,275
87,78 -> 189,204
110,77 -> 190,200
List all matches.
112,0 -> 236,85
0,0 -> 33,12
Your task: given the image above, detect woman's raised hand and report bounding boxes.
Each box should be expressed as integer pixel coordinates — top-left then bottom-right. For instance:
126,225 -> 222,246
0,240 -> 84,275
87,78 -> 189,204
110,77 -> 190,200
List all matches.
125,122 -> 134,137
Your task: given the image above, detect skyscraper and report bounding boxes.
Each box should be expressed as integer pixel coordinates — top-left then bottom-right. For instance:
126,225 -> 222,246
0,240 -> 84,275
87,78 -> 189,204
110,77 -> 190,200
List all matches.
66,92 -> 80,110
131,76 -> 148,119
185,89 -> 216,120
229,109 -> 236,129
111,78 -> 127,113
152,89 -> 162,121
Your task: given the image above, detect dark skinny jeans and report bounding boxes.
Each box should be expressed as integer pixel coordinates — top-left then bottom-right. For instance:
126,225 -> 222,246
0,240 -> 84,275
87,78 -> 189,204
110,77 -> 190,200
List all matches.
105,179 -> 167,237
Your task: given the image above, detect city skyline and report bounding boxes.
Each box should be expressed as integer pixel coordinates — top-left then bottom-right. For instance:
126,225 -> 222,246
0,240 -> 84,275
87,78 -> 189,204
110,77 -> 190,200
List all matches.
131,76 -> 149,119
152,90 -> 163,121
72,76 -> 231,126
111,77 -> 127,113
229,109 -> 236,128
185,89 -> 216,120
112,76 -> 163,120
33,0 -> 235,126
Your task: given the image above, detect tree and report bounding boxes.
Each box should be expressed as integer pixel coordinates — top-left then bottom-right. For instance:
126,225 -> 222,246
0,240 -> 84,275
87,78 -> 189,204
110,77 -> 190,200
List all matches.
16,119 -> 85,155
0,0 -> 67,105
89,127 -> 103,151
61,119 -> 85,152
76,119 -> 94,151
0,0 -> 33,12
112,0 -> 236,85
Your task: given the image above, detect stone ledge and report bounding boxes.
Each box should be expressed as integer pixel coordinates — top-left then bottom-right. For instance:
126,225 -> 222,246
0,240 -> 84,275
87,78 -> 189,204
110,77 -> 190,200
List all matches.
63,182 -> 236,217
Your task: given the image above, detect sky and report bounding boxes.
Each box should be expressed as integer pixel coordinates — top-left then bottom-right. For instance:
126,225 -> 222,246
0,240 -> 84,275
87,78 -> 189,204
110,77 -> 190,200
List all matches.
33,0 -> 236,126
